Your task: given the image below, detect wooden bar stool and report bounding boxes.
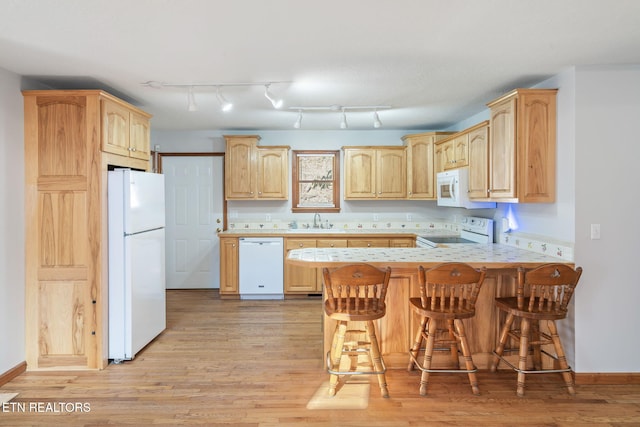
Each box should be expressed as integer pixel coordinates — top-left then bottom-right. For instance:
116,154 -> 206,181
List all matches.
490,264 -> 583,397
322,263 -> 391,398
408,263 -> 486,396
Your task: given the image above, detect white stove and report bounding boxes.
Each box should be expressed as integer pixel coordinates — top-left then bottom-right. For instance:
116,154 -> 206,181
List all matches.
416,216 -> 494,248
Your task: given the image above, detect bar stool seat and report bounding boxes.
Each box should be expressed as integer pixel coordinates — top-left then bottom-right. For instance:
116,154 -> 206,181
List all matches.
408,263 -> 486,396
490,264 -> 583,397
322,263 -> 391,398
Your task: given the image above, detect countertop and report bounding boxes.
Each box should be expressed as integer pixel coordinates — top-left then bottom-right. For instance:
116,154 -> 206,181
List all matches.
217,228 -> 457,237
286,244 -> 569,269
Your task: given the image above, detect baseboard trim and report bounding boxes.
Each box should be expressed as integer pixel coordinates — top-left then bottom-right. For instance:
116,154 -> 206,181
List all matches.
575,372 -> 640,385
0,361 -> 27,386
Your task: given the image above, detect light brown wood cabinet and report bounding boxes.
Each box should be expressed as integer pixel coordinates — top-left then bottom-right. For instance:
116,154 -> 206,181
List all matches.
343,147 -> 406,199
486,88 -> 557,203
219,237 -> 239,297
102,99 -> 151,160
436,132 -> 469,170
402,132 -> 454,199
284,239 -> 319,293
224,135 -> 289,200
466,121 -> 491,199
23,90 -> 151,370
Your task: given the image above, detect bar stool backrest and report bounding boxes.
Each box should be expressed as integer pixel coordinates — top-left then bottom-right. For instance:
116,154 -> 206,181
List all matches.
323,264 -> 391,317
517,264 -> 583,316
419,263 -> 486,313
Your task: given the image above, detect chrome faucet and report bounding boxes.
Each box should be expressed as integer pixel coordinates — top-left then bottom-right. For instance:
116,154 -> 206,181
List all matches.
313,213 -> 321,228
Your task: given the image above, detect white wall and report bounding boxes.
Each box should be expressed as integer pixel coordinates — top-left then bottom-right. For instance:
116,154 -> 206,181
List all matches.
0,67 -> 25,375
573,65 -> 640,372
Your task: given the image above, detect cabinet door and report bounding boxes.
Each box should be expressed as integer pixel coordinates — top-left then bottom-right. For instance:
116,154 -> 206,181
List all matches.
406,137 -> 435,199
389,238 -> 414,247
102,100 -> 130,157
434,142 -> 446,174
468,125 -> 490,199
453,134 -> 469,167
257,147 -> 288,199
517,91 -> 556,202
225,138 -> 257,199
489,97 -> 517,199
219,238 -> 239,295
377,148 -> 407,199
129,112 -> 151,160
284,239 -> 317,293
344,148 -> 376,199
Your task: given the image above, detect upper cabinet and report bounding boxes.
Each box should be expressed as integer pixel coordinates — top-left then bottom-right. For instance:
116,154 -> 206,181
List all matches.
402,132 -> 454,200
466,121 -> 491,199
486,88 -> 557,203
435,132 -> 470,171
102,99 -> 151,160
224,135 -> 289,200
343,146 -> 406,199
22,90 -> 151,371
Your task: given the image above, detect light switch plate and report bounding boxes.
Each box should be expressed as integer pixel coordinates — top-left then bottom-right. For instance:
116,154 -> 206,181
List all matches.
590,224 -> 601,240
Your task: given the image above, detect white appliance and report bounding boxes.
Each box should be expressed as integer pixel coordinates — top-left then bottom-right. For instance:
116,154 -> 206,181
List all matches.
239,237 -> 284,300
108,169 -> 166,361
416,216 -> 494,248
436,168 -> 496,209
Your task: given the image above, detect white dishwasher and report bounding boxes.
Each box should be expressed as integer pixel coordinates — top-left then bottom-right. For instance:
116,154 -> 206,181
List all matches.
239,237 -> 284,300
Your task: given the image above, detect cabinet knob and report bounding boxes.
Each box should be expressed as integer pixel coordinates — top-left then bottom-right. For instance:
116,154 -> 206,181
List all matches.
367,243 -> 371,247
131,148 -> 137,152
330,243 -> 334,247
216,218 -> 221,223
216,228 -> 221,232
299,243 -> 304,247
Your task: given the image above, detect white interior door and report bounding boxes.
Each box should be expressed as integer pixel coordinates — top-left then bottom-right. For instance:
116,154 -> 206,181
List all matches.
163,155 -> 224,289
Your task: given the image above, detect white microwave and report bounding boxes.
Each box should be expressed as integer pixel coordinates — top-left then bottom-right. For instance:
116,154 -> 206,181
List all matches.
436,168 -> 496,209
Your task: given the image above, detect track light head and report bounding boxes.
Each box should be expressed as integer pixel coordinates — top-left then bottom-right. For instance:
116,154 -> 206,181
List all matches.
294,110 -> 303,129
264,84 -> 283,109
373,111 -> 382,128
340,109 -> 348,129
216,87 -> 233,112
187,86 -> 198,112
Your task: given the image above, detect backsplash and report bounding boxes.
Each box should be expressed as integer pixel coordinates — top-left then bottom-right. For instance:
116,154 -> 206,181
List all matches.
498,231 -> 574,261
226,216 -> 573,261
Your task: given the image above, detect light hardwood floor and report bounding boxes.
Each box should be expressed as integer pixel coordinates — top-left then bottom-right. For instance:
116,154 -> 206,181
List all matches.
1,290 -> 639,426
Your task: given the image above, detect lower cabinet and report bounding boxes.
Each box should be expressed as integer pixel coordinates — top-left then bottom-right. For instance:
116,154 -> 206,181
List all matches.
219,237 -> 239,298
220,234 -> 416,297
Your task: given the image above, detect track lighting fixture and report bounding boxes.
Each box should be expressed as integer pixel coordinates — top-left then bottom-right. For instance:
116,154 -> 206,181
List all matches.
288,105 -> 390,129
187,86 -> 197,112
293,110 -> 303,129
216,87 -> 233,112
141,80 -> 288,112
264,84 -> 283,109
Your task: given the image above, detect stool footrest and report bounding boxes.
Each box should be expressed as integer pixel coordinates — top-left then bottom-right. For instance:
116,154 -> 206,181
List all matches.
492,351 -> 573,374
408,350 -> 477,374
326,350 -> 387,376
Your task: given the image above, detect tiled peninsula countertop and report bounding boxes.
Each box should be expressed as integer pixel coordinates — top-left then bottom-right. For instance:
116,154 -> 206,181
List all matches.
287,244 -> 570,269
217,228 -> 456,237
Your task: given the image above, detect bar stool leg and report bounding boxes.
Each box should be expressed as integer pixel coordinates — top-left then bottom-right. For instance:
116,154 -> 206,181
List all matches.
365,320 -> 389,398
408,316 -> 427,371
328,321 -> 347,396
531,321 -> 543,371
447,319 -> 460,368
455,319 -> 480,395
419,318 -> 438,396
547,319 -> 576,395
517,318 -> 531,397
490,312 -> 515,372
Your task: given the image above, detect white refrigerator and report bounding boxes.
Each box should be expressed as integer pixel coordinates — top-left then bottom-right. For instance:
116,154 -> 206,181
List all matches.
108,169 -> 166,361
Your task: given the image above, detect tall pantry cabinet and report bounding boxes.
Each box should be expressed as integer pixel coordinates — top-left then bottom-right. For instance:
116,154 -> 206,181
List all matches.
23,90 -> 151,370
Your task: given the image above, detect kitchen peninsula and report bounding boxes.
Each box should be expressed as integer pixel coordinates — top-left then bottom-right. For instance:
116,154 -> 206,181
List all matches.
287,244 -> 572,370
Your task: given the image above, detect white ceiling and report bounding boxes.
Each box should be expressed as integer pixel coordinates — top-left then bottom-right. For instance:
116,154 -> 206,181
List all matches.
2,0 -> 640,131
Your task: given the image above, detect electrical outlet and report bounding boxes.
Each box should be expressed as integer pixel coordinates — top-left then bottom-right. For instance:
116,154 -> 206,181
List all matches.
406,213 -> 412,222
229,210 -> 238,219
590,223 -> 601,240
265,214 -> 272,222
373,214 -> 379,221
